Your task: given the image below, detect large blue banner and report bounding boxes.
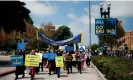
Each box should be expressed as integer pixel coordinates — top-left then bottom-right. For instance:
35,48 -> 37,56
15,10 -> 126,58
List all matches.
95,18 -> 117,35
48,53 -> 56,60
38,32 -> 82,46
10,55 -> 23,66
17,42 -> 26,50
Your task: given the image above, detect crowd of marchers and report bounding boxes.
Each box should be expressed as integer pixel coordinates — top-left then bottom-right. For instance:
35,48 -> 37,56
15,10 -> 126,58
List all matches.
13,49 -> 92,80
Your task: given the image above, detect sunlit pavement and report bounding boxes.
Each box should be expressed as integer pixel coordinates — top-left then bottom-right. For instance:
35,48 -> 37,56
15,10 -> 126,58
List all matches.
0,64 -> 101,80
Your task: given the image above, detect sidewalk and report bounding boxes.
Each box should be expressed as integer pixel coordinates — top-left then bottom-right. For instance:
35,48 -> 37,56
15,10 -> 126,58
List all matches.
45,64 -> 101,80
0,67 -> 15,77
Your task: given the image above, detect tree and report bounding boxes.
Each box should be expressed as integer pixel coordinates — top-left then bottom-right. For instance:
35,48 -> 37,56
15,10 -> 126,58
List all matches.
52,25 -> 73,41
38,27 -> 45,34
90,44 -> 99,52
98,19 -> 125,50
31,38 -> 48,49
0,1 -> 33,33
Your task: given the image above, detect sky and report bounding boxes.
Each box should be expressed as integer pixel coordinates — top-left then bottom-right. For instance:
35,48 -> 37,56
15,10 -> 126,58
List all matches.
22,0 -> 133,46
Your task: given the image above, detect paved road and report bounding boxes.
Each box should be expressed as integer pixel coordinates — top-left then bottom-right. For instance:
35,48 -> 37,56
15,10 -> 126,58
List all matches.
0,56 -> 11,67
0,65 -> 101,80
0,56 -> 10,61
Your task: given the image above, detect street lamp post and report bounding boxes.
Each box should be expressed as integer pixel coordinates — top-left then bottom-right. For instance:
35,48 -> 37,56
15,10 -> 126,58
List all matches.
100,2 -> 111,55
89,1 -> 91,51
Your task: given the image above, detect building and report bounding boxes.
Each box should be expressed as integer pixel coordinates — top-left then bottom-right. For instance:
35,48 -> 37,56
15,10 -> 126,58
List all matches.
118,31 -> 133,50
0,21 -> 38,48
43,23 -> 55,38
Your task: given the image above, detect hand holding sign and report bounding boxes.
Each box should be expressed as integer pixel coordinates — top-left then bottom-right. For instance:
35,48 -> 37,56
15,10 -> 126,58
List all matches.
55,56 -> 64,67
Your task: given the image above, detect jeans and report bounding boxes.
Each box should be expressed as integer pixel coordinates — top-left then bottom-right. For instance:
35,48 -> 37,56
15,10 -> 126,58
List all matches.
77,61 -> 82,74
56,67 -> 60,78
66,61 -> 72,74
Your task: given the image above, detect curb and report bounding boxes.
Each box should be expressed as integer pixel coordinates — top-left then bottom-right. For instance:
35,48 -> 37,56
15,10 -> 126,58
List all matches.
91,62 -> 107,80
0,69 -> 16,77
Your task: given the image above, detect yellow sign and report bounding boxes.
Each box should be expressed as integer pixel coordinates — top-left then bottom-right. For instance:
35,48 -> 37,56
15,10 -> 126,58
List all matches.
25,55 -> 40,67
55,56 -> 64,67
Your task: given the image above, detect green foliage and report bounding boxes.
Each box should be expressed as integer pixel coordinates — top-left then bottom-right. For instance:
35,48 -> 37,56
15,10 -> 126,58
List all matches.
90,43 -> 99,52
38,27 -> 45,34
0,1 -> 33,33
92,56 -> 133,80
52,25 -> 73,41
31,39 -> 48,49
0,27 -> 4,33
25,16 -> 34,25
7,40 -> 17,49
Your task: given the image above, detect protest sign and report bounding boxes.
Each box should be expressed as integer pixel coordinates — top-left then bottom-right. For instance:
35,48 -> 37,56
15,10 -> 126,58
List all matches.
10,55 -> 23,66
35,53 -> 42,62
43,53 -> 49,58
55,56 -> 64,67
48,53 -> 56,60
25,55 -> 40,67
17,42 -> 26,50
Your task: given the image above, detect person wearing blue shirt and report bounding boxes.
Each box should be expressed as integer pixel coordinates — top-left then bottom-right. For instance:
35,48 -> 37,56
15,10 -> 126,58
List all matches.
48,50 -> 56,75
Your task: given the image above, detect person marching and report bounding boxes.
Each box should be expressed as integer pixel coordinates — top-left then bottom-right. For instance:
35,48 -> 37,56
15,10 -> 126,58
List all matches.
35,50 -> 43,73
85,50 -> 92,67
55,51 -> 63,78
35,49 -> 40,74
15,50 -> 26,80
65,51 -> 73,74
29,49 -> 36,79
75,50 -> 83,74
48,50 -> 56,75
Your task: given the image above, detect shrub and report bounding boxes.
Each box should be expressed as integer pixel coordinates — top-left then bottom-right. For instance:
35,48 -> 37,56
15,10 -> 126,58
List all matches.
92,56 -> 133,80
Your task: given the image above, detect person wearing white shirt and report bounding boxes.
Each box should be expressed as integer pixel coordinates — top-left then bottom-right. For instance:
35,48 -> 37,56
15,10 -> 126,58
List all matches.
85,51 -> 92,67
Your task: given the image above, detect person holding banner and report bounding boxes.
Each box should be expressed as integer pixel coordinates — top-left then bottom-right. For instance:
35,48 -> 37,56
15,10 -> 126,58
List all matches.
48,50 -> 56,75
34,50 -> 43,74
29,50 -> 36,79
35,50 -> 43,73
15,50 -> 26,79
65,51 -> 73,74
43,51 -> 49,68
75,50 -> 83,74
55,51 -> 63,78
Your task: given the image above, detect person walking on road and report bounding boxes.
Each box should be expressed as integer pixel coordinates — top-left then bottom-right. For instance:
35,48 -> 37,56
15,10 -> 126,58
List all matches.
56,51 -> 62,78
29,49 -> 36,80
15,50 -> 26,80
85,51 -> 92,67
65,51 -> 73,74
48,50 -> 56,75
75,50 -> 83,74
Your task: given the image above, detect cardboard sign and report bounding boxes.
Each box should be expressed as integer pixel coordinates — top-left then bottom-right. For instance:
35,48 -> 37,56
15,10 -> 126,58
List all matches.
43,53 -> 49,58
48,53 -> 56,60
65,46 -> 74,51
25,55 -> 40,67
17,42 -> 26,50
10,55 -> 23,66
55,56 -> 64,67
35,53 -> 42,62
